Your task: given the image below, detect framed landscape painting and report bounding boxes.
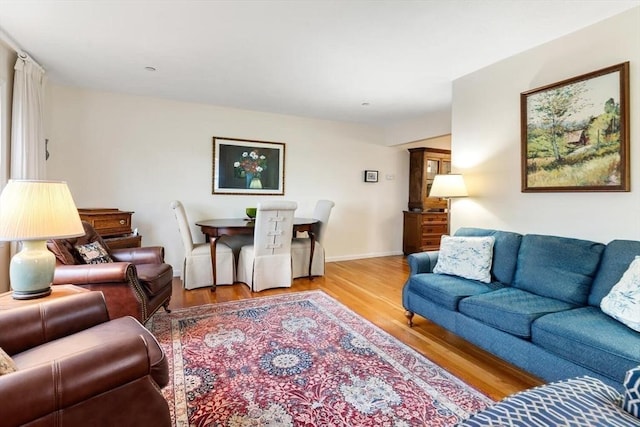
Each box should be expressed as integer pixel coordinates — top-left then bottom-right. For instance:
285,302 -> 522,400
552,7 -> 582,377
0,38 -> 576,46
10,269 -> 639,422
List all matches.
212,137 -> 285,195
521,62 -> 629,192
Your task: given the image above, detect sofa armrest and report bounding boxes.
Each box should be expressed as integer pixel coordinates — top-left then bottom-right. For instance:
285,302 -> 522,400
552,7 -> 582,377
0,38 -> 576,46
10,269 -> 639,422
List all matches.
407,251 -> 440,275
111,246 -> 165,264
0,335 -> 152,426
52,262 -> 132,284
0,292 -> 110,356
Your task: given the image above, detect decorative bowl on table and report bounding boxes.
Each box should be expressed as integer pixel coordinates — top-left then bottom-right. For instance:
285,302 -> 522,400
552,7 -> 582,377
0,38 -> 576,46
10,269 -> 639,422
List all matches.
246,208 -> 257,219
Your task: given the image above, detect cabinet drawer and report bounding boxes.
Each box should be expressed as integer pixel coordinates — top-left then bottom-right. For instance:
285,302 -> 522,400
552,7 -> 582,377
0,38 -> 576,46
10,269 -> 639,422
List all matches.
88,214 -> 131,236
421,224 -> 447,235
421,215 -> 447,226
78,209 -> 134,237
421,243 -> 441,251
105,235 -> 142,250
421,236 -> 443,248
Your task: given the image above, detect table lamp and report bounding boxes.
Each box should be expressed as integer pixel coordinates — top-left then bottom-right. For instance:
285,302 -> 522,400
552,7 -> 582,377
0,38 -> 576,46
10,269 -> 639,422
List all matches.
0,180 -> 84,299
429,174 -> 468,234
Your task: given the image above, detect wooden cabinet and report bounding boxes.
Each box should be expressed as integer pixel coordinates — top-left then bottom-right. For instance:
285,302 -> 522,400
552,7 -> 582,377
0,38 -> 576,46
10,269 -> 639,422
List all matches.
404,147 -> 451,254
403,211 -> 448,255
408,147 -> 451,211
78,208 -> 142,249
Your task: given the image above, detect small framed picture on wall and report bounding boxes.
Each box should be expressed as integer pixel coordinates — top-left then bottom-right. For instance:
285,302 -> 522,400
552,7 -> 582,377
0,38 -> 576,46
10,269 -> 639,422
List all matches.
364,170 -> 378,183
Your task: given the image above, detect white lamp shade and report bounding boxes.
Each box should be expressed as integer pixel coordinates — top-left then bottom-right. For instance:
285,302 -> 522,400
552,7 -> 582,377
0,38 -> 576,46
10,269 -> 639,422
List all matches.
0,180 -> 84,241
429,174 -> 468,198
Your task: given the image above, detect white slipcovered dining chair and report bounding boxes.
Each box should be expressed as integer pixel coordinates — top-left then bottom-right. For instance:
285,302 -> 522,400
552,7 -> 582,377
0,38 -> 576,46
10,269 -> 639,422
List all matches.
236,201 -> 297,292
170,200 -> 235,289
292,199 -> 335,278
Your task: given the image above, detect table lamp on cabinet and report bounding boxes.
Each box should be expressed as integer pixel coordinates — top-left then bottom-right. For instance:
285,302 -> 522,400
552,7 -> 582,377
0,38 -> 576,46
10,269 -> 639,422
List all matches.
428,174 -> 468,234
0,180 -> 84,300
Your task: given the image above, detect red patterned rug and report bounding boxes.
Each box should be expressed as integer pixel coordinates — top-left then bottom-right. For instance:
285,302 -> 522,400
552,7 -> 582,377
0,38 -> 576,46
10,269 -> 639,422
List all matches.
148,291 -> 492,426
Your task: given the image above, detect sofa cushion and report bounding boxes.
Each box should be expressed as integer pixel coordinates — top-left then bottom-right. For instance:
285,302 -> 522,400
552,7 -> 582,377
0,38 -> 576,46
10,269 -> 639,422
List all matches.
47,220 -> 113,265
433,235 -> 495,283
75,241 -> 114,264
13,315 -> 168,388
406,273 -> 504,311
623,366 -> 640,418
0,346 -> 17,375
459,288 -> 575,339
458,376 -> 639,427
590,240 -> 640,306
513,234 -> 604,305
601,256 -> 640,332
136,263 -> 173,296
532,306 -> 640,382
454,228 -> 523,285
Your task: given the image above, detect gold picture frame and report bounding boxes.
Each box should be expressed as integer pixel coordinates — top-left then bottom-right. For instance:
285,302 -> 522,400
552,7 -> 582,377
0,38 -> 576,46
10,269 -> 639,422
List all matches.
521,62 -> 629,192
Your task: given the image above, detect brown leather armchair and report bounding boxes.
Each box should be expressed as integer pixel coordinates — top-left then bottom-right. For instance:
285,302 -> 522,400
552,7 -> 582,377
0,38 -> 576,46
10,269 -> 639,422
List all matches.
0,292 -> 171,426
47,221 -> 173,324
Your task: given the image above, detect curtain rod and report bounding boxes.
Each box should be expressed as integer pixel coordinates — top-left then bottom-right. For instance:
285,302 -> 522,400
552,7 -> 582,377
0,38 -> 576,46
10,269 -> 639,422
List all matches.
0,27 -> 45,74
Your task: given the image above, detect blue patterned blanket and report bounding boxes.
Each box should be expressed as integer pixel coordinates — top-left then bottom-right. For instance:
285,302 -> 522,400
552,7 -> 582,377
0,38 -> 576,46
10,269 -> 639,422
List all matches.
459,376 -> 640,426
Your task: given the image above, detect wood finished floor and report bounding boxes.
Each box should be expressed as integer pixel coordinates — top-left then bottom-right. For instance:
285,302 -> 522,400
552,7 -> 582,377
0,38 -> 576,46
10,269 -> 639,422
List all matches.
167,255 -> 543,401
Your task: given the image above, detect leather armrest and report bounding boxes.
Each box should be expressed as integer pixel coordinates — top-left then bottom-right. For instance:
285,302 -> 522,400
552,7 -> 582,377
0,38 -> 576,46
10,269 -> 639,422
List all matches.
0,335 -> 151,426
111,246 -> 165,264
52,262 -> 132,284
0,292 -> 110,356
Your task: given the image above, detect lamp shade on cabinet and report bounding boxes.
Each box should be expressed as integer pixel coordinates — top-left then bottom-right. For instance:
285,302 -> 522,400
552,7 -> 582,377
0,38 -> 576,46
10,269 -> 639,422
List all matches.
429,174 -> 468,198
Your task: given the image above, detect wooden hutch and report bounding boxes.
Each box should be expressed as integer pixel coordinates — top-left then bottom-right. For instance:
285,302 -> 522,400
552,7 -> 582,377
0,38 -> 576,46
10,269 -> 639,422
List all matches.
78,208 -> 142,250
403,147 -> 451,255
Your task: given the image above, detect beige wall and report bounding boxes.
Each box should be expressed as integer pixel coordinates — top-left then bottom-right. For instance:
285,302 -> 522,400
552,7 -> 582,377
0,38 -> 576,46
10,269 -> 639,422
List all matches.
451,7 -> 640,242
45,87 -> 410,274
41,7 -> 640,279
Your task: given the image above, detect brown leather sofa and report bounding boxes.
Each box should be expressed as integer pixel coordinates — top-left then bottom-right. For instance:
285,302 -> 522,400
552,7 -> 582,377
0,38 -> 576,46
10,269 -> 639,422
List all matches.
47,221 -> 173,323
0,292 -> 171,426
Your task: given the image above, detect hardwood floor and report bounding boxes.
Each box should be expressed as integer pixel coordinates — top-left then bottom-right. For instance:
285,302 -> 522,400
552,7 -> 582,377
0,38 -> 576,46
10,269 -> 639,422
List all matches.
167,255 -> 542,401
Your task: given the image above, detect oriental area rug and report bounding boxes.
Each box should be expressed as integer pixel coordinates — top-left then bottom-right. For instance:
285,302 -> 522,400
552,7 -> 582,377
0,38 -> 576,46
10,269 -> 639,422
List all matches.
148,291 -> 493,426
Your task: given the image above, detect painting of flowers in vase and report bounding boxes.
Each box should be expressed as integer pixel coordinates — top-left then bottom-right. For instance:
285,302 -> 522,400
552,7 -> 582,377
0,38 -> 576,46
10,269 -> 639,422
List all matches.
213,137 -> 285,195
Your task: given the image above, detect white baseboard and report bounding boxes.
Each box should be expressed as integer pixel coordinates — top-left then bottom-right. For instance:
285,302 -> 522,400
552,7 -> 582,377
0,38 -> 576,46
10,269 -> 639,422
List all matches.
170,252 -> 404,278
326,251 -> 404,262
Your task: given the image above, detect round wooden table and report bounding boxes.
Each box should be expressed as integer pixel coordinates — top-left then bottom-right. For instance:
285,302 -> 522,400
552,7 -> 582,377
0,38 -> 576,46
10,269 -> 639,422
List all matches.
196,217 -> 319,289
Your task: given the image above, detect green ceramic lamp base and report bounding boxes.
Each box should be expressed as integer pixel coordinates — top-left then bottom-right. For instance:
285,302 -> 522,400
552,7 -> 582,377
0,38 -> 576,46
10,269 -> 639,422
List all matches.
10,240 -> 55,300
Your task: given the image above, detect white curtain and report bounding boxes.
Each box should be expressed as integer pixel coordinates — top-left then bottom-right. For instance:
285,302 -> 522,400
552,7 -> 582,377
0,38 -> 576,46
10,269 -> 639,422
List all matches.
11,54 -> 46,179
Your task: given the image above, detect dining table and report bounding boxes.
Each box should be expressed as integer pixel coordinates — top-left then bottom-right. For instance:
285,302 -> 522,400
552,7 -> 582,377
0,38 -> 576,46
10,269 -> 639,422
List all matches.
195,217 -> 319,290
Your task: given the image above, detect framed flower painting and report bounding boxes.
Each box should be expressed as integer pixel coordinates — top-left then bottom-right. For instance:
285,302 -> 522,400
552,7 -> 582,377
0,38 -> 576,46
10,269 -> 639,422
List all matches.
212,137 -> 285,195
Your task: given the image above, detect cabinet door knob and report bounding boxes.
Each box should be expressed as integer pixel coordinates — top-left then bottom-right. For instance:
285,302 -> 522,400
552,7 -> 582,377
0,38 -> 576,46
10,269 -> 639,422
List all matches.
119,219 -> 125,225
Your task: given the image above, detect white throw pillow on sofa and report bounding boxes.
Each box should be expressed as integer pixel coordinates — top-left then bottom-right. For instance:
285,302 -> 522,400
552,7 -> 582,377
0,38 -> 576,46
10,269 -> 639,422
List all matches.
433,235 -> 495,283
601,256 -> 640,332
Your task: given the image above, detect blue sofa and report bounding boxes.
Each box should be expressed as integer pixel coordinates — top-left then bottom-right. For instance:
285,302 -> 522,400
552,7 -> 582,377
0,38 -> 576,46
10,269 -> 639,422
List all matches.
402,227 -> 640,390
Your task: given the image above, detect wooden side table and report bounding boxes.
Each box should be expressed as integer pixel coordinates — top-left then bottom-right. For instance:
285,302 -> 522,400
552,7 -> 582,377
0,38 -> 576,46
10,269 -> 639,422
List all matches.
78,208 -> 142,249
0,284 -> 89,310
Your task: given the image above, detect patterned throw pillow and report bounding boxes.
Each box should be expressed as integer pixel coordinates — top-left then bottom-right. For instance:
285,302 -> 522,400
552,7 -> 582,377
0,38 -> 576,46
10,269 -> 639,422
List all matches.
75,241 -> 113,264
623,366 -> 640,418
433,235 -> 495,283
601,256 -> 640,332
0,346 -> 17,375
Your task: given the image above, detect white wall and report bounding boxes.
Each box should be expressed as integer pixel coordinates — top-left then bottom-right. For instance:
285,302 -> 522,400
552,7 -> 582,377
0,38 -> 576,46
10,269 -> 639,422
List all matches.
384,108 -> 452,146
451,7 -> 640,243
45,86 -> 409,274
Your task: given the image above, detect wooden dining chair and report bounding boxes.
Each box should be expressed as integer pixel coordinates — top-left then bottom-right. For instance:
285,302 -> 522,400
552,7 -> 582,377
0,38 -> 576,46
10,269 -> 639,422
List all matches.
236,201 -> 297,292
292,199 -> 335,278
170,200 -> 235,289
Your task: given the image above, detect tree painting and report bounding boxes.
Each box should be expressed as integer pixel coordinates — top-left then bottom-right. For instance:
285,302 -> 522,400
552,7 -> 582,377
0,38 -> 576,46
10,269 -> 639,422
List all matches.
522,63 -> 629,192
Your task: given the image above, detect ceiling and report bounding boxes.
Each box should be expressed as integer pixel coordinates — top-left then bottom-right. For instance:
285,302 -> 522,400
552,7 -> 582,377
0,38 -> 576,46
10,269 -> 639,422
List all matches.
0,0 -> 638,127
